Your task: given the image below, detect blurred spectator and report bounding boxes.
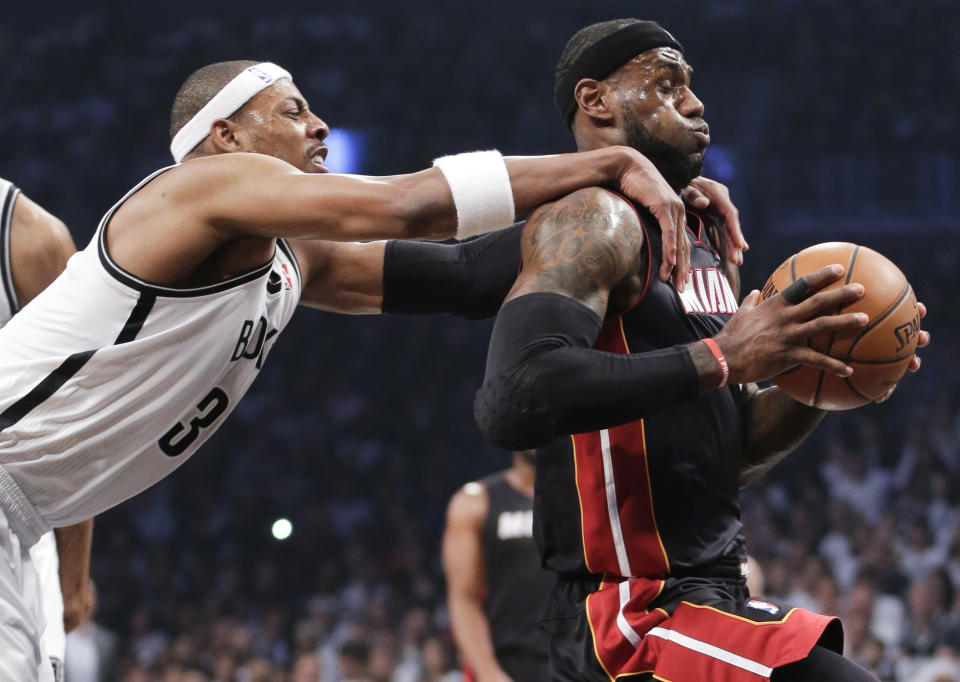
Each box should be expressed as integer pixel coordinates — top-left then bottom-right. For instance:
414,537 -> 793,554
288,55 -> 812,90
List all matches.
337,640 -> 370,682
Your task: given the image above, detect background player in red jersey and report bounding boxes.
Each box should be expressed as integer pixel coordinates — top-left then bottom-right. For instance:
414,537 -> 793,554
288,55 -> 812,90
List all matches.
443,450 -> 553,682
0,178 -> 94,681
473,19 -> 929,682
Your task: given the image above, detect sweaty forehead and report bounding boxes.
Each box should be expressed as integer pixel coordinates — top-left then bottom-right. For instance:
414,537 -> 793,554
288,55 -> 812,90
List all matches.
626,46 -> 690,74
245,78 -> 304,110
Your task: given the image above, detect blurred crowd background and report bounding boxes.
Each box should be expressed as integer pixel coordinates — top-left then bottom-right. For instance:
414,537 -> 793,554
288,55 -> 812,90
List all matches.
1,1 -> 958,681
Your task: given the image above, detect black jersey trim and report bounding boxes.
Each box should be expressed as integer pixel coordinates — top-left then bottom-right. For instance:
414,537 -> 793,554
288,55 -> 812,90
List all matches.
0,351 -> 95,432
96,165 -> 275,298
686,209 -> 706,245
114,292 -> 156,344
0,291 -> 156,432
0,184 -> 21,315
277,238 -> 303,289
97,237 -> 274,298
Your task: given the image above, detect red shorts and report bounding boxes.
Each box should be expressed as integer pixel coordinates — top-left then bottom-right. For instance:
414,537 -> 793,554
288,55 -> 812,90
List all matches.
541,575 -> 842,682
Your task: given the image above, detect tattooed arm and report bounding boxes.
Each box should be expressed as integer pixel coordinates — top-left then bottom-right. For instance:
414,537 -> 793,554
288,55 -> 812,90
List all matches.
474,188 -> 724,449
474,188 -> 870,450
504,188 -> 646,314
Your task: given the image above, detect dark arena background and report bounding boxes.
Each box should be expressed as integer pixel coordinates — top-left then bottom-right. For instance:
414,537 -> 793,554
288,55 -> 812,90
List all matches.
1,1 -> 958,680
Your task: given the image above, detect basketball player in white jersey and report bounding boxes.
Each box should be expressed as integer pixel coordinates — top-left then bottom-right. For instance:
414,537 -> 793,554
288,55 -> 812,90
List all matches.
0,179 -> 94,681
0,60 -> 700,679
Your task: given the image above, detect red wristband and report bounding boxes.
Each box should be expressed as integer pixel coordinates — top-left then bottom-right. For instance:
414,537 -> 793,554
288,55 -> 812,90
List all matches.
702,338 -> 729,388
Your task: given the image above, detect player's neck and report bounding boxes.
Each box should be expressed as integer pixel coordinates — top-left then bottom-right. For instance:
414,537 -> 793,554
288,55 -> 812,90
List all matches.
506,461 -> 535,498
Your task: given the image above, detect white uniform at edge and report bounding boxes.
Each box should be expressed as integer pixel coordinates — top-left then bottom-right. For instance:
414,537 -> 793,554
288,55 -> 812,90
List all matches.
0,177 -> 58,682
0,166 -> 302,546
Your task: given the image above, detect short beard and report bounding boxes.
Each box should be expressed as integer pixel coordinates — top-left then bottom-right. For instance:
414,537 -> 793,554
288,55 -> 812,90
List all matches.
622,111 -> 704,192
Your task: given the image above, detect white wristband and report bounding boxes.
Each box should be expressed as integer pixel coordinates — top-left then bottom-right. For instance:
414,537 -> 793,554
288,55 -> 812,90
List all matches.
432,150 -> 516,240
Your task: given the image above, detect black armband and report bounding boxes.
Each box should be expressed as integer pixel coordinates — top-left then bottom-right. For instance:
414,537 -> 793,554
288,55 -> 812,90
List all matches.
474,293 -> 699,450
382,223 -> 524,319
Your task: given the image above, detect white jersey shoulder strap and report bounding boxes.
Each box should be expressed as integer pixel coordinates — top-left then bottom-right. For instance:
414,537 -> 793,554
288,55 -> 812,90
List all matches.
0,177 -> 21,321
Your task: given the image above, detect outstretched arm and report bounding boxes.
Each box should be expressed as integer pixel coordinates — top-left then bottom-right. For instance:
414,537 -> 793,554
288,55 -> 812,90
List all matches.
169,146 -> 686,268
291,224 -> 524,316
290,179 -> 740,317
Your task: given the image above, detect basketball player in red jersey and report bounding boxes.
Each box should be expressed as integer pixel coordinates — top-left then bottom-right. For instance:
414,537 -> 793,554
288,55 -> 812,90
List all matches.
472,19 -> 929,682
1,178 -> 94,681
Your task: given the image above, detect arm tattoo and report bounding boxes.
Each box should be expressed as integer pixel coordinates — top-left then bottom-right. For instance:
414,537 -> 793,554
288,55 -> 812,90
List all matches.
518,189 -> 644,313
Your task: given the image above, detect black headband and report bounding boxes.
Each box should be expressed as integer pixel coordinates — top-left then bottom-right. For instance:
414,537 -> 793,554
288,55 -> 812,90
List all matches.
554,20 -> 684,127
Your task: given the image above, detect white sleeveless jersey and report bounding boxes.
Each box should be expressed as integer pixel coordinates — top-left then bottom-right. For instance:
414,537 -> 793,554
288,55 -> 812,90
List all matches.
0,167 -> 302,546
0,178 -> 21,323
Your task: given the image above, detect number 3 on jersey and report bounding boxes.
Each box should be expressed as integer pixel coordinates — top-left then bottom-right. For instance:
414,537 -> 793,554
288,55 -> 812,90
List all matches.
158,387 -> 230,457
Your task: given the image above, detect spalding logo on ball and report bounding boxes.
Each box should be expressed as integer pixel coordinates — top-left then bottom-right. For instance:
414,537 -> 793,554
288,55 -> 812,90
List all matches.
761,242 -> 921,410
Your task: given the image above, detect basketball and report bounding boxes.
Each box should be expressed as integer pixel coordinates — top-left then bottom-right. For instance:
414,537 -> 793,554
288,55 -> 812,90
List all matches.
760,242 -> 921,410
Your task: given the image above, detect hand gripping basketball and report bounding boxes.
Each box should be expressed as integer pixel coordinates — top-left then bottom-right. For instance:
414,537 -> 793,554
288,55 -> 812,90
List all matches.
711,265 -> 869,385
758,242 -> 925,409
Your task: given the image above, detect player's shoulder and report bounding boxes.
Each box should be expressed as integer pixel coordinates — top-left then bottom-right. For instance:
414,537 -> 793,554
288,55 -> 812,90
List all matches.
546,186 -> 643,226
446,480 -> 489,526
183,151 -> 296,174
524,186 -> 645,250
10,192 -> 75,268
159,153 -> 300,196
521,186 -> 645,287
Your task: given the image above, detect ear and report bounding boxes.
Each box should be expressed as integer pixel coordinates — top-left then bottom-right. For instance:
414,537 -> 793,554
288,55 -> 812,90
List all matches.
208,118 -> 249,154
573,77 -> 617,124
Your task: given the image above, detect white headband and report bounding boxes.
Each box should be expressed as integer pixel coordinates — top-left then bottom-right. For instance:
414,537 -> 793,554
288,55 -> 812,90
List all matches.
170,62 -> 292,163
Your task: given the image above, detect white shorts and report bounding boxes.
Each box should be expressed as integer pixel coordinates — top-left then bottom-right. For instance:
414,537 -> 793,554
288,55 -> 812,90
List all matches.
30,532 -> 65,678
0,507 -> 54,682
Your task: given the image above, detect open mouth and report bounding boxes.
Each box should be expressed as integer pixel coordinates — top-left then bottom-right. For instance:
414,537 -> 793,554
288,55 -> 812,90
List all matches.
309,146 -> 329,171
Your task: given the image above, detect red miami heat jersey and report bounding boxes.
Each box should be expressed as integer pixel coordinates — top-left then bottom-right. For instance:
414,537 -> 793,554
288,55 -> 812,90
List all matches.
533,207 -> 744,580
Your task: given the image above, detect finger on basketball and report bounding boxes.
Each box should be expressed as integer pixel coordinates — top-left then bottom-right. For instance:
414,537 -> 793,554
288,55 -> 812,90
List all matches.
909,355 -> 922,372
917,330 -> 930,348
784,264 -> 845,303
793,312 -> 868,339
793,347 -> 853,377
791,283 -> 864,320
739,289 -> 761,311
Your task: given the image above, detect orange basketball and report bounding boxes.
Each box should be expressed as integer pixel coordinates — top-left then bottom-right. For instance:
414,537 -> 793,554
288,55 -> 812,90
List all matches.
760,242 -> 921,410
